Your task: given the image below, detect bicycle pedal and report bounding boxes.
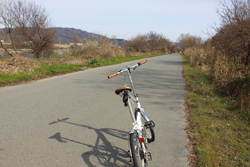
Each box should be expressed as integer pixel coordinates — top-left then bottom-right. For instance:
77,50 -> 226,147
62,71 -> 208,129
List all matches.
147,152 -> 152,161
144,120 -> 155,128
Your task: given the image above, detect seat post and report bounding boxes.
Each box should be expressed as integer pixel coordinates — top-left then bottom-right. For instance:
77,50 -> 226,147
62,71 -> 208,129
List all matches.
126,70 -> 138,97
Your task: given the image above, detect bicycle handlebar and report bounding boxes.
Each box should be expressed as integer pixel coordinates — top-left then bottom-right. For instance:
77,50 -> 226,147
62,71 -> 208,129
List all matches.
139,60 -> 147,65
108,60 -> 147,79
108,73 -> 118,79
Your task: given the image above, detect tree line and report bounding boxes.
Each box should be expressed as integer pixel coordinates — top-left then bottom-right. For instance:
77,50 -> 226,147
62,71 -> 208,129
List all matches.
125,31 -> 178,53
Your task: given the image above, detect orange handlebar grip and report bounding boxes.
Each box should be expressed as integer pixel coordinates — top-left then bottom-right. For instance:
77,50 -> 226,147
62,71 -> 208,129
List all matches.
140,60 -> 147,65
108,73 -> 118,79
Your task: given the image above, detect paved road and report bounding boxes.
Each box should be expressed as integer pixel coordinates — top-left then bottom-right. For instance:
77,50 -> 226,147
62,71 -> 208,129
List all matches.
0,53 -> 188,167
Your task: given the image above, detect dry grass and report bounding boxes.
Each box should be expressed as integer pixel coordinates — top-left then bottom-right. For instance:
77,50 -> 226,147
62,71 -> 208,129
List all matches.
0,56 -> 40,73
69,40 -> 125,60
184,46 -> 250,117
0,41 -> 126,74
182,55 -> 250,167
0,40 -> 160,87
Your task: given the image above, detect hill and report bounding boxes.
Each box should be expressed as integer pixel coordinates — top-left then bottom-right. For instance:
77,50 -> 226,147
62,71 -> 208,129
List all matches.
55,27 -> 126,46
54,27 -> 98,44
0,27 -> 126,46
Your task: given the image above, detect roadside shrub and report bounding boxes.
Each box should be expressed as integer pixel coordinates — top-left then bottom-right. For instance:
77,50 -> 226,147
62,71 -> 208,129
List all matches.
88,59 -> 101,66
184,45 -> 250,119
184,47 -> 203,67
69,40 -> 125,60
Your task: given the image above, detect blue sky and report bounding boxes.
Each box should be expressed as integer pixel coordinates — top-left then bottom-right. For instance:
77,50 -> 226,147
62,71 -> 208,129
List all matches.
32,0 -> 222,41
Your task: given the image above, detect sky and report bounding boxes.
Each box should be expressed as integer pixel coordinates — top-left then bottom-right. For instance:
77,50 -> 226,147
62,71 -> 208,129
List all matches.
30,0 -> 222,42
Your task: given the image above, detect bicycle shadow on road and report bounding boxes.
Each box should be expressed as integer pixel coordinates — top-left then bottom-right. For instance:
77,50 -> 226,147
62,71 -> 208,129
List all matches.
49,118 -> 132,167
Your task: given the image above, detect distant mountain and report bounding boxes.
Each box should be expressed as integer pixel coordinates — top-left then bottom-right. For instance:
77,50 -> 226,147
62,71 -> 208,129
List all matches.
0,27 -> 126,46
54,27 -> 126,46
54,27 -> 98,44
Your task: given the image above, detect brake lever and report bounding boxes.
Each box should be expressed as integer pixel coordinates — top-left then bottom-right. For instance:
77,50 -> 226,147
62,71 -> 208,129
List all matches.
133,65 -> 138,70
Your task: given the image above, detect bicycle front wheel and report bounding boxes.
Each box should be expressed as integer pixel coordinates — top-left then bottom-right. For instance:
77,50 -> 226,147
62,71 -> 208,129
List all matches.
130,132 -> 148,167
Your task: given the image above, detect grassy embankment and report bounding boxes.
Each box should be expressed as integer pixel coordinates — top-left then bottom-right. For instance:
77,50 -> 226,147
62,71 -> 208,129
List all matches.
182,54 -> 250,166
0,54 -> 158,86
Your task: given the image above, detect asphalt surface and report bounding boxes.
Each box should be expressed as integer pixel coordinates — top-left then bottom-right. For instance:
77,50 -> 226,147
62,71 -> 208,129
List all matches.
0,53 -> 189,167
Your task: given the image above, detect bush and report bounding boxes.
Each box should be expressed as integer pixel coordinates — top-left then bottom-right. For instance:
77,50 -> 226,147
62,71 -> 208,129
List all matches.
184,45 -> 250,120
88,59 -> 101,66
69,40 -> 125,60
181,0 -> 250,116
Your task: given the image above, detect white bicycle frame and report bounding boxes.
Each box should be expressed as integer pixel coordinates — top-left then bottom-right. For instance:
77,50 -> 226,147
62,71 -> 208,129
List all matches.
127,87 -> 150,135
116,64 -> 150,129
118,65 -> 151,158
108,60 -> 153,165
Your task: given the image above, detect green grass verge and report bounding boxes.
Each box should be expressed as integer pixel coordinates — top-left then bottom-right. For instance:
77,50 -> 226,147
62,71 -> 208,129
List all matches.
0,64 -> 83,86
0,54 -> 158,86
34,64 -> 83,75
99,54 -> 157,66
0,72 -> 37,84
182,55 -> 250,166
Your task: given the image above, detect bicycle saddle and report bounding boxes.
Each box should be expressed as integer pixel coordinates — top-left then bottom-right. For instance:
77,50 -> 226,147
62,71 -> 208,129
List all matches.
115,86 -> 132,95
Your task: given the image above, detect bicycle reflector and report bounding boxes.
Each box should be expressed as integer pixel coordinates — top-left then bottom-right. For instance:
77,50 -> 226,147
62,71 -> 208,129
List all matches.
139,138 -> 144,143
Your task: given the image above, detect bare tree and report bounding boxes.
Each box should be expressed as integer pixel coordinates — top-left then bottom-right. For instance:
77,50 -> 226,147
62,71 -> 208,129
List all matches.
146,31 -> 170,52
125,35 -> 146,52
0,0 -> 18,57
213,0 -> 250,65
126,32 -> 171,53
177,33 -> 202,51
13,0 -> 56,58
0,0 -> 56,58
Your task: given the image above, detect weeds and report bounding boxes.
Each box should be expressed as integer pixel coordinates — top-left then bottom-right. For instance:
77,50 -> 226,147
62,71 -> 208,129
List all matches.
182,54 -> 250,167
88,59 -> 101,66
184,46 -> 250,120
69,40 -> 125,60
0,56 -> 40,73
0,53 -> 159,86
34,64 -> 83,75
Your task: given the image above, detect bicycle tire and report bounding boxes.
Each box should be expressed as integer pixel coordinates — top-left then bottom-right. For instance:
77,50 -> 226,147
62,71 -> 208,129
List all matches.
145,127 -> 155,143
130,132 -> 148,167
